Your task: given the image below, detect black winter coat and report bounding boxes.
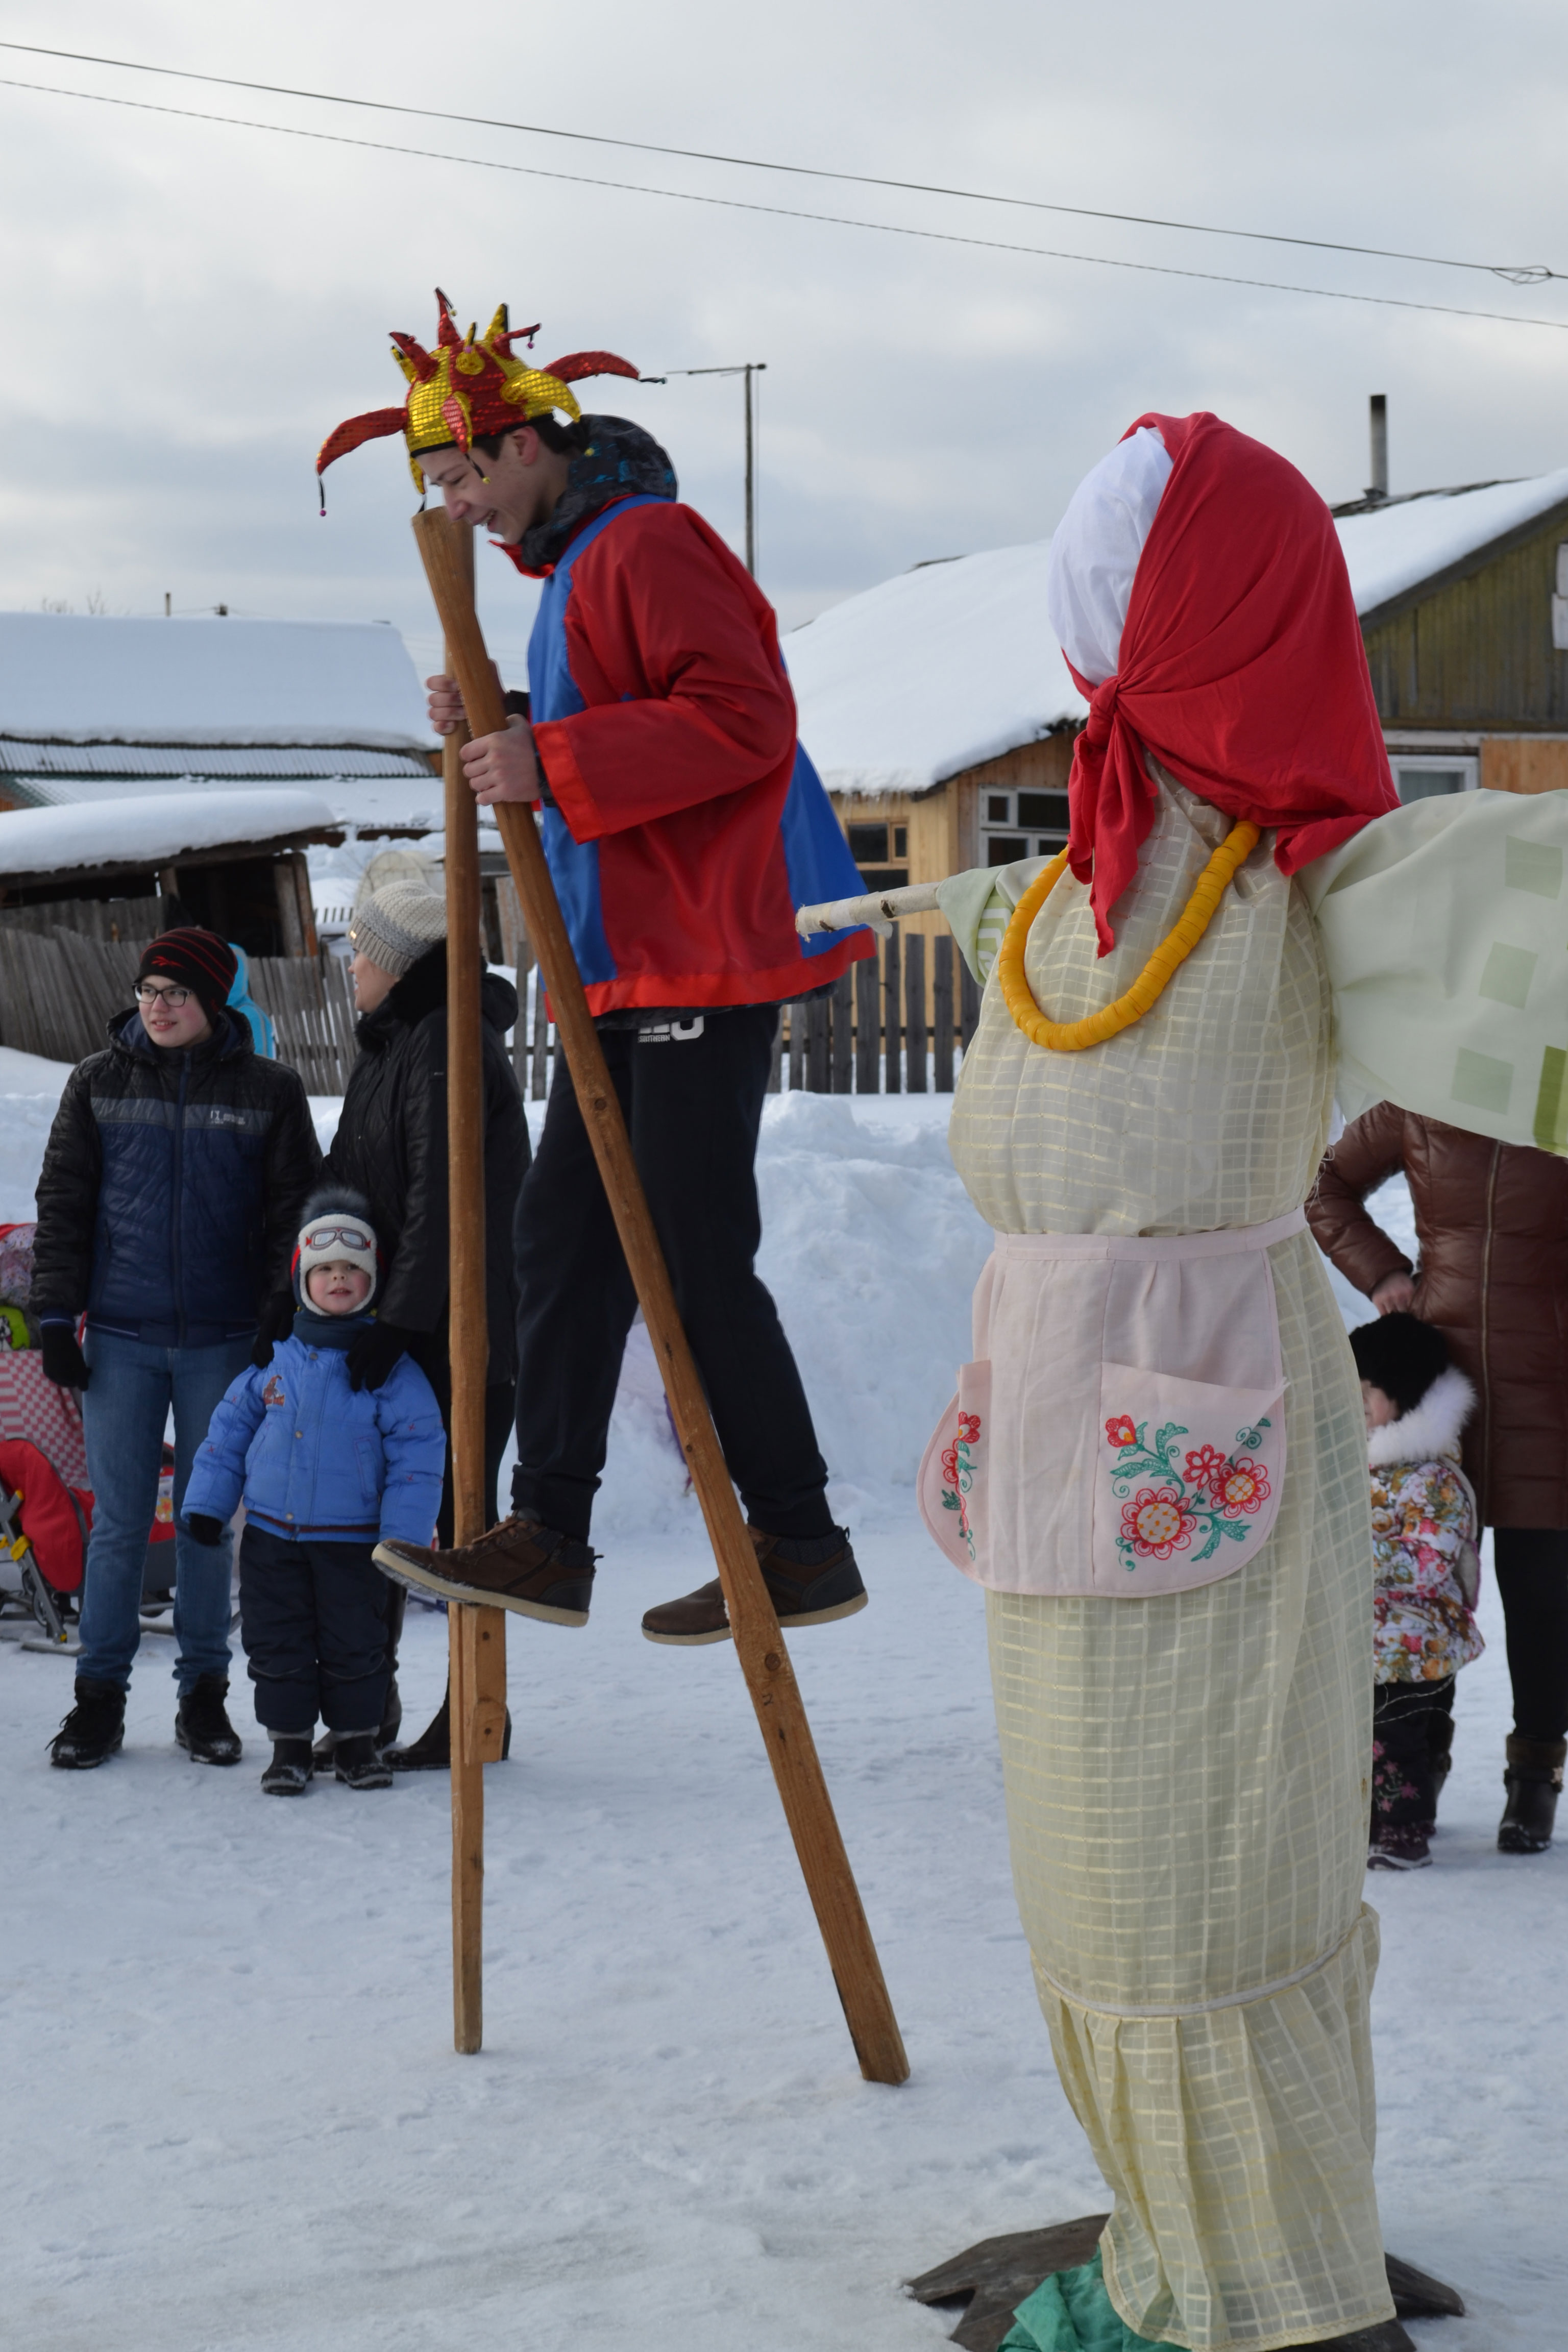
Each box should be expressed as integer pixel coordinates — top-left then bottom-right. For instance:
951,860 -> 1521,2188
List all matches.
30,1006 -> 322,1344
324,947 -> 528,1384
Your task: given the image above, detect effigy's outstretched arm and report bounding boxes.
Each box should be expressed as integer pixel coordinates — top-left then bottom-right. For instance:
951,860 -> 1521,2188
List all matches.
1302,787 -> 1568,1156
797,854 -> 1052,987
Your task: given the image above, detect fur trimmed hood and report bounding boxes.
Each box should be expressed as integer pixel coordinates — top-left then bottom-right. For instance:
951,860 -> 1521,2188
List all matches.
1367,1365 -> 1476,1469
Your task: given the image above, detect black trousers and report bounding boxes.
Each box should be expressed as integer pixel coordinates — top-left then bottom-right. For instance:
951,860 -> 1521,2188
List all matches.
510,1006 -> 831,1545
1493,1528 -> 1568,1741
1371,1677 -> 1456,1838
239,1525 -> 391,1736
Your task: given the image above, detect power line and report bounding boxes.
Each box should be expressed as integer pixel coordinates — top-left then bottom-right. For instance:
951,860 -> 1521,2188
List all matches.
0,34 -> 1557,287
4,69 -> 1568,334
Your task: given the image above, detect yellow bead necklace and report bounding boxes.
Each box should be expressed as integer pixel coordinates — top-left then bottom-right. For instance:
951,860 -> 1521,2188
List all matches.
995,818 -> 1262,1053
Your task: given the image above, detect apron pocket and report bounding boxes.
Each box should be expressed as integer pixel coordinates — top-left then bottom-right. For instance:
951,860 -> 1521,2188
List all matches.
1094,1362 -> 1285,1595
917,1361 -> 992,1576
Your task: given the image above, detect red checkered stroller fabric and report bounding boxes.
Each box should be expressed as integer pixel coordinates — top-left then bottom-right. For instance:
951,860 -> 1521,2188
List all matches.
0,1222 -> 175,1601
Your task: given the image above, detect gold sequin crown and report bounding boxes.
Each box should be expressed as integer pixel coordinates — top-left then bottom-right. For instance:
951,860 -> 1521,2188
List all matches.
317,290 -> 640,493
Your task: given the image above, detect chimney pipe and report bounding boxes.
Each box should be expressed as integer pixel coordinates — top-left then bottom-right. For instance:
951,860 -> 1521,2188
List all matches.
1368,394 -> 1388,502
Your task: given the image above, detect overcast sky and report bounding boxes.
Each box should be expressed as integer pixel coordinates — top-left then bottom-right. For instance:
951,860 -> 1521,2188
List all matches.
2,0 -> 1565,689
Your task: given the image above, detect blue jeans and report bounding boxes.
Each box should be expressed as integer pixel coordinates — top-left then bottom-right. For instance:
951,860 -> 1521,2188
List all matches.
78,1329 -> 253,1693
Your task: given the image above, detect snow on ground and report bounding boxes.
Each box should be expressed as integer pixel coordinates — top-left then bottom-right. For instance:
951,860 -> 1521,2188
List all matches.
1,1075 -> 1564,2348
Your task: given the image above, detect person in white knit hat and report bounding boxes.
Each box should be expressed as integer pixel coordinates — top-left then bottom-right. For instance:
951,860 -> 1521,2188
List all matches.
324,876 -> 529,1769
347,879 -> 450,987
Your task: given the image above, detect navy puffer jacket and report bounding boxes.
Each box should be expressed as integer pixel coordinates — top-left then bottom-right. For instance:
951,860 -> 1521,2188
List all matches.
30,1006 -> 322,1345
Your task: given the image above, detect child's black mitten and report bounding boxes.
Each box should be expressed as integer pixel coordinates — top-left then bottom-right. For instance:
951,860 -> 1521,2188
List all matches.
251,1289 -> 297,1368
184,1514 -> 225,1547
346,1321 -> 419,1393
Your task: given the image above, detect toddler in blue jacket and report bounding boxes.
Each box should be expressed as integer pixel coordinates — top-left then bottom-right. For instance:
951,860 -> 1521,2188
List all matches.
183,1188 -> 445,1794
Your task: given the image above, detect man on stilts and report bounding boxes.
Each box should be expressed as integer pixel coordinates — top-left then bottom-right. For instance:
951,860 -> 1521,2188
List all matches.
317,294 -> 873,1644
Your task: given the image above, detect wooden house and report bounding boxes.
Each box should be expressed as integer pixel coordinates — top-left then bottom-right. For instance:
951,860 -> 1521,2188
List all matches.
1334,465 -> 1568,800
786,541 -> 1087,921
788,459 -> 1568,929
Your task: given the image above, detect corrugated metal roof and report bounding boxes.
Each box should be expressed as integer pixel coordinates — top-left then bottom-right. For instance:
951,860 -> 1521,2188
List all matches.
0,739 -> 432,778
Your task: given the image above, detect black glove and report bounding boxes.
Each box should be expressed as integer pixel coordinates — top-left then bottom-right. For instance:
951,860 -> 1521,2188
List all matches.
346,1321 -> 418,1393
185,1513 -> 225,1547
40,1324 -> 90,1390
251,1288 -> 297,1368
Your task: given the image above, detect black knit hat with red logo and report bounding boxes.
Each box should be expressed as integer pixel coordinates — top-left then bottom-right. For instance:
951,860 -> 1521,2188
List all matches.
137,927 -> 237,1016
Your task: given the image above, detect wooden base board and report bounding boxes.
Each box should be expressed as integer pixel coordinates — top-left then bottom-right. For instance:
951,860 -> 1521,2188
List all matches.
905,2222 -> 1463,2351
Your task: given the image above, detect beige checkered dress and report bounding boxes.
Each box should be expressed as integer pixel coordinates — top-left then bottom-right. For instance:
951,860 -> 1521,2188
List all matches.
948,771 -> 1393,2350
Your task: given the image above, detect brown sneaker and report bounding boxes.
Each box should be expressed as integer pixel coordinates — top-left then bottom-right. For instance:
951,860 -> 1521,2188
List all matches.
374,1515 -> 595,1626
641,1526 -> 867,1647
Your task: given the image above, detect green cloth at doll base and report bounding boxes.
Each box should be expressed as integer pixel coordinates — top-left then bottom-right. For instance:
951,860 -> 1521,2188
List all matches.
999,2252 -> 1183,2352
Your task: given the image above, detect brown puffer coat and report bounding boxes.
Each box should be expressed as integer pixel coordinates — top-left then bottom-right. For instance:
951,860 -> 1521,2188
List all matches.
1307,1103 -> 1568,1528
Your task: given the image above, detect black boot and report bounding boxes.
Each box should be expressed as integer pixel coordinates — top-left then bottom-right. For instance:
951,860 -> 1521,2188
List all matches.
334,1732 -> 394,1790
175,1673 -> 243,1765
50,1677 -> 126,1769
1499,1733 -> 1565,1852
384,1685 -> 512,1771
261,1737 -> 313,1795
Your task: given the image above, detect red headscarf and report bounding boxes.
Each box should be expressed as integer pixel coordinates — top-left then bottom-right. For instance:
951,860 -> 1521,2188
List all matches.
1062,411 -> 1395,953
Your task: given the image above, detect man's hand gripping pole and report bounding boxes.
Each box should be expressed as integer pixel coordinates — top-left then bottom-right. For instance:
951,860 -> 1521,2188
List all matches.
412,507 -> 910,2089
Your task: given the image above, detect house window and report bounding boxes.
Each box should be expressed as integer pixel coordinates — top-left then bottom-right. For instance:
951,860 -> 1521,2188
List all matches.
893,825 -> 908,858
981,781 -> 1069,867
847,822 -> 889,862
1017,791 -> 1070,833
1392,756 -> 1478,803
1553,545 -> 1568,651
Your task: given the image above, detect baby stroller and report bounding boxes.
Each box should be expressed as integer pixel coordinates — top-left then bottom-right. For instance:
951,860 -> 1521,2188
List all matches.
0,1223 -> 177,1650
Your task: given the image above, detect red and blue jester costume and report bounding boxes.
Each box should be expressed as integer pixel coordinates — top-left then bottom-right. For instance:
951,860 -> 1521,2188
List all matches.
509,490 -> 869,1014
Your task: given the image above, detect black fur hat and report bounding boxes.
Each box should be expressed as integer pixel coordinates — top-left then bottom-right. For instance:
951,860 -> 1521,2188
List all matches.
1348,1311 -> 1449,1417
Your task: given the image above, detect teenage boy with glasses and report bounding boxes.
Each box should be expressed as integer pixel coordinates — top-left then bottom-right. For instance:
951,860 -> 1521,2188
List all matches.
31,926 -> 321,1768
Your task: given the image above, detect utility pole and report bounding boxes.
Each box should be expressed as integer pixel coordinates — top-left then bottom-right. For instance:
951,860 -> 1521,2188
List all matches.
643,362 -> 767,575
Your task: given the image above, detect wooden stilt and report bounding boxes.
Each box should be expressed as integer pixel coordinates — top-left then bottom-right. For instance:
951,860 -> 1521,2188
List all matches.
440,523 -> 505,2056
413,508 -> 909,2087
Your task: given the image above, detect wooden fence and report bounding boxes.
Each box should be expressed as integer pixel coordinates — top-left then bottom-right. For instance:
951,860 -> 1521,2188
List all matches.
1,923 -> 979,1099
509,930 -> 982,1101
0,925 -> 362,1091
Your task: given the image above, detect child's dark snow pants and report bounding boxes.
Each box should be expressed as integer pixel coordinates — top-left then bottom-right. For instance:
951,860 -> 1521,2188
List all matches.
238,1525 -> 391,1735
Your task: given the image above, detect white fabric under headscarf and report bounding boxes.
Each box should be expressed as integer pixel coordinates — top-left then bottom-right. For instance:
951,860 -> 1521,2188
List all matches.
1045,425 -> 1173,687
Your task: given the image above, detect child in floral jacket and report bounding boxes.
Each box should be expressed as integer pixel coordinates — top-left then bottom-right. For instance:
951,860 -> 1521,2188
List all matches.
1351,1311 -> 1482,1869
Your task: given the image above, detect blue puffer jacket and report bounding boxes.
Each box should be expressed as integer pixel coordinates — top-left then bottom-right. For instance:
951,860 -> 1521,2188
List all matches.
183,1318 -> 446,1544
30,1006 -> 320,1345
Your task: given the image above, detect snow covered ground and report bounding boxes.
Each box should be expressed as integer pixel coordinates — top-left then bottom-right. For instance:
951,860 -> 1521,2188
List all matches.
2,1073 -> 1564,2350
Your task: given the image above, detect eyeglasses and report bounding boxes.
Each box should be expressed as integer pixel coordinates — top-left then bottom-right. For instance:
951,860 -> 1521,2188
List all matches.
136,982 -> 193,1007
302,1228 -> 373,1253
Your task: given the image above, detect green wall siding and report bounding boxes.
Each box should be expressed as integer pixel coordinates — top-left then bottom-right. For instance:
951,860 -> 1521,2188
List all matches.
1363,514 -> 1568,729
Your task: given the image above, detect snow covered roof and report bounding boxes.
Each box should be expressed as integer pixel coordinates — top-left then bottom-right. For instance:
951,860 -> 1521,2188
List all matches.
1,767 -> 450,837
0,789 -> 339,885
1335,469 -> 1568,621
786,542 -> 1088,798
0,614 -> 437,751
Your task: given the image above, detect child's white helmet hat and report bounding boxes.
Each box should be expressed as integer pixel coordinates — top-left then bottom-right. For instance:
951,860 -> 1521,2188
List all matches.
291,1187 -> 382,1308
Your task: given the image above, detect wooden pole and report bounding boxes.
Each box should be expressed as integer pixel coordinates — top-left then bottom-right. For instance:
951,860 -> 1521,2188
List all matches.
441,521 -> 506,2056
413,506 -> 909,2088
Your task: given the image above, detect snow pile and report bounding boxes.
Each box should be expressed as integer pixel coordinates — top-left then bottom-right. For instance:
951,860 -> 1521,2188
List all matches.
1336,469 -> 1568,618
0,788 -> 338,879
786,544 -> 1088,798
585,1094 -> 994,1536
0,613 -> 436,749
